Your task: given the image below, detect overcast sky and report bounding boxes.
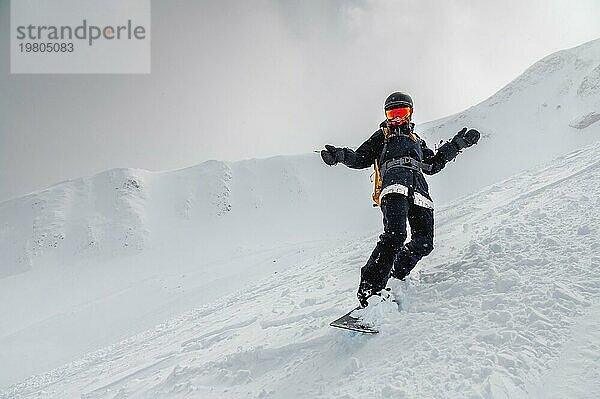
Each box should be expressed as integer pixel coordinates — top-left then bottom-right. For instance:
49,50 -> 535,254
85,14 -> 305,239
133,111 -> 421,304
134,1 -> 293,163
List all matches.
1,0 -> 600,202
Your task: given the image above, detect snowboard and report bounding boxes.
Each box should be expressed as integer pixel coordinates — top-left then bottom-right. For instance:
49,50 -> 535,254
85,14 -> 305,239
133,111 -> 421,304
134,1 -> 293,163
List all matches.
330,307 -> 379,334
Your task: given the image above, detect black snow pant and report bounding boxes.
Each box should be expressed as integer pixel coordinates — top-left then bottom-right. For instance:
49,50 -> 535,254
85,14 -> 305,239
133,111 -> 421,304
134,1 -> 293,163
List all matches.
358,193 -> 434,303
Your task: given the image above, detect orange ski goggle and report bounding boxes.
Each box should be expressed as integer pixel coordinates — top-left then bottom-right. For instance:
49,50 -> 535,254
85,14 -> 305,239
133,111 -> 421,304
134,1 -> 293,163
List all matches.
385,107 -> 412,120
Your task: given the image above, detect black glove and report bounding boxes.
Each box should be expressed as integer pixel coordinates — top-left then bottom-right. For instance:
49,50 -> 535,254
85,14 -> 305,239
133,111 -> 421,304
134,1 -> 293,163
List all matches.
321,144 -> 345,166
451,127 -> 480,150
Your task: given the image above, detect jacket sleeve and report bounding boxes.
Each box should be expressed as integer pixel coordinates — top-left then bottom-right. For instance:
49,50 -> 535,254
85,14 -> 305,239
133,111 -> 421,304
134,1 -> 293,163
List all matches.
421,138 -> 461,175
342,130 -> 385,169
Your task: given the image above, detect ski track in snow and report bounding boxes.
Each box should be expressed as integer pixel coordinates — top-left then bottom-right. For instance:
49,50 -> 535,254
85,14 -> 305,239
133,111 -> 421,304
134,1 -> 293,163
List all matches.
4,142 -> 600,399
3,38 -> 600,391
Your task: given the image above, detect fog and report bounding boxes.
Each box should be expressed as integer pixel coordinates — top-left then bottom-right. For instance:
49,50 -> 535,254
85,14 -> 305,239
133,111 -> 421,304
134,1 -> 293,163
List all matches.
1,0 -> 600,201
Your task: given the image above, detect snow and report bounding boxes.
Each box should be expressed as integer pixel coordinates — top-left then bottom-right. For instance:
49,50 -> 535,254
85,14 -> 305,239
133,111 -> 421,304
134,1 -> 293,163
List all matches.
2,39 -> 600,397
569,111 -> 600,129
3,140 -> 599,399
0,157 -> 378,387
420,38 -> 600,203
529,301 -> 600,398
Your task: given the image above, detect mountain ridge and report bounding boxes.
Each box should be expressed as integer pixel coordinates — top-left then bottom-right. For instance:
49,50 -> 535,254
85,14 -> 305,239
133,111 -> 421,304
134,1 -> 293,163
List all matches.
2,37 -> 600,390
5,139 -> 600,399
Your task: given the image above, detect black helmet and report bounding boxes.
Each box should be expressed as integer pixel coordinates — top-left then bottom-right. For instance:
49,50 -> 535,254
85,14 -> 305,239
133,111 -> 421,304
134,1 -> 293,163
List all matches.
384,92 -> 413,111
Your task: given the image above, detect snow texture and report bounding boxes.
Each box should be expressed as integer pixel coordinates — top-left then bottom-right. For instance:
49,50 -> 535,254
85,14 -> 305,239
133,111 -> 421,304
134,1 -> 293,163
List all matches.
0,156 -> 377,386
3,140 -> 600,399
1,39 -> 600,398
420,38 -> 600,203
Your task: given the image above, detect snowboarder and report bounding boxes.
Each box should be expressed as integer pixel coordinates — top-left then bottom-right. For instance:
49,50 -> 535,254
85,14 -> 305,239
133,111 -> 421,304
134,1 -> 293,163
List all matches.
321,92 -> 480,308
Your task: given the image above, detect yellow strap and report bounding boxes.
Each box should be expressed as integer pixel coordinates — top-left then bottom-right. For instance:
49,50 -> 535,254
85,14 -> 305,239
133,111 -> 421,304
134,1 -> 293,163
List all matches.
372,159 -> 382,207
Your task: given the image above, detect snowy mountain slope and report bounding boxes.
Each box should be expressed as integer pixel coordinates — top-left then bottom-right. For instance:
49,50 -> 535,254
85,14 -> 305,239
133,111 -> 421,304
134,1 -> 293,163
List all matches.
419,38 -> 600,203
3,37 -> 600,390
0,155 -> 380,387
0,156 -> 377,279
5,141 -> 599,399
4,38 -> 598,277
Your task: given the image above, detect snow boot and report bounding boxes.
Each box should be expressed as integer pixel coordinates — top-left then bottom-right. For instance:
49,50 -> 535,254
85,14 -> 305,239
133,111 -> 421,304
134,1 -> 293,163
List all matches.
357,283 -> 391,308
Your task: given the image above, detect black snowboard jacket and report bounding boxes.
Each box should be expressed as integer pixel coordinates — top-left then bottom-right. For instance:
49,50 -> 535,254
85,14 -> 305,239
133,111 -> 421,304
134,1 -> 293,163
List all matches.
341,123 -> 460,209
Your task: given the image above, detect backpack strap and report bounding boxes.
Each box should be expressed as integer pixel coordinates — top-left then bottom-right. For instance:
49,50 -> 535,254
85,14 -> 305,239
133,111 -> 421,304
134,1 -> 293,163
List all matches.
371,127 -> 389,207
378,127 -> 389,166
